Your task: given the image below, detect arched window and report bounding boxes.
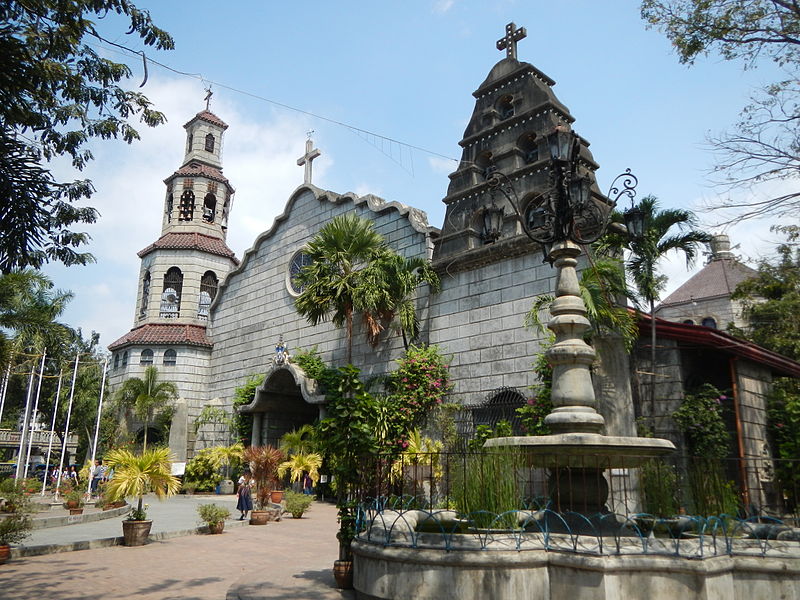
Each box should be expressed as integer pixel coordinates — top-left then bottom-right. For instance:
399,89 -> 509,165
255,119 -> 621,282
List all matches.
140,349 -> 154,365
475,151 -> 495,180
702,317 -> 717,329
113,353 -> 120,369
179,189 -> 195,221
517,132 -> 539,164
683,319 -> 695,325
497,95 -> 514,119
139,270 -> 151,319
203,193 -> 216,223
472,387 -> 527,435
166,192 -> 173,223
160,267 -> 183,318
198,270 -> 218,319
205,133 -> 215,153
163,349 -> 177,366
122,351 -> 128,367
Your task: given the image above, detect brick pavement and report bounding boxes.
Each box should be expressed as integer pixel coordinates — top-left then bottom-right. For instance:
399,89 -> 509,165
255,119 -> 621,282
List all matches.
0,500 -> 355,600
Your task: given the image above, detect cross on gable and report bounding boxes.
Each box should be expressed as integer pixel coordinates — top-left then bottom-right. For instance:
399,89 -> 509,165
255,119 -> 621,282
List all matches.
297,136 -> 321,185
496,22 -> 527,60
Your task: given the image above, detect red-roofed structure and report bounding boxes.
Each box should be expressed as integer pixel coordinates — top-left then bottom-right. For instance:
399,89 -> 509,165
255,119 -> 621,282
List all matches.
138,232 -> 239,263
108,323 -> 213,351
185,110 -> 228,130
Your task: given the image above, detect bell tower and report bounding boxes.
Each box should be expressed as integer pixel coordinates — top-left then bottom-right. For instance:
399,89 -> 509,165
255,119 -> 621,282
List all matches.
108,105 -> 240,461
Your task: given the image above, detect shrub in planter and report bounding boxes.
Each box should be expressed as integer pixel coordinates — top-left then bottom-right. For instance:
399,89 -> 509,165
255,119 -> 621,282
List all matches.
184,448 -> 224,492
285,490 -> 314,518
197,503 -> 231,533
0,480 -> 33,563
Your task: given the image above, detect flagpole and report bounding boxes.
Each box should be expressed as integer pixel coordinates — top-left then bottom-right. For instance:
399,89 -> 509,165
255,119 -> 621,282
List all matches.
15,360 -> 37,481
56,354 -> 80,496
0,360 -> 12,424
24,349 -> 47,480
41,368 -> 63,496
86,358 -> 109,498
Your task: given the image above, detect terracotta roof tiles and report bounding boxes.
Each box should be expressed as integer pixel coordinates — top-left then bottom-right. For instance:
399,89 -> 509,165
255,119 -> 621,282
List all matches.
138,232 -> 239,263
659,258 -> 757,308
185,110 -> 228,129
165,162 -> 233,190
108,323 -> 213,351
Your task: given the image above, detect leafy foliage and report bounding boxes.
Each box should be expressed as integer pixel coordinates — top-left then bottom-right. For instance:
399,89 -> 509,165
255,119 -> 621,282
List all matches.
451,449 -> 522,529
766,378 -> 800,508
387,344 -> 452,430
231,374 -> 264,445
284,489 -> 314,518
516,350 -> 553,436
673,383 -> 732,459
103,446 -> 180,520
184,447 -> 223,492
730,226 -> 800,360
641,1 -> 800,221
242,445 -> 284,509
278,452 -> 322,485
196,503 -> 230,525
0,0 -> 174,271
114,366 -> 177,450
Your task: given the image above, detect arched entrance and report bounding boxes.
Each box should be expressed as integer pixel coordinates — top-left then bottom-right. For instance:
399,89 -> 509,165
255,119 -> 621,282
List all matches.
239,364 -> 324,447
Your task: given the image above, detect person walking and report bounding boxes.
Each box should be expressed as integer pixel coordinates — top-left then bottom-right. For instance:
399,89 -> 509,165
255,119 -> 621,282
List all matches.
90,459 -> 105,495
237,471 -> 253,521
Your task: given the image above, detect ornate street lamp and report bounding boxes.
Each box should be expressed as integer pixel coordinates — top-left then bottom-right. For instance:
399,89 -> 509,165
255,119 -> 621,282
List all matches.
481,201 -> 504,243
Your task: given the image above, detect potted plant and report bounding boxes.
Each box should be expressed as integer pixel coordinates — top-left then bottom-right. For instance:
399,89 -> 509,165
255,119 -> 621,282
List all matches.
278,452 -> 322,494
104,447 -> 181,546
62,485 -> 85,515
197,503 -> 231,534
284,490 -> 314,519
242,445 -> 284,524
0,480 -> 33,564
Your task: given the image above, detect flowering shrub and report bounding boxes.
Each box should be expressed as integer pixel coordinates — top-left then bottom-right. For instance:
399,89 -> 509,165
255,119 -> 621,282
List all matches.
389,344 -> 452,427
673,383 -> 731,459
516,350 -> 552,436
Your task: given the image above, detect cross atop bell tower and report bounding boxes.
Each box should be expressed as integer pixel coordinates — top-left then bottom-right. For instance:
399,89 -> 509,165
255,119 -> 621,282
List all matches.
496,22 -> 527,60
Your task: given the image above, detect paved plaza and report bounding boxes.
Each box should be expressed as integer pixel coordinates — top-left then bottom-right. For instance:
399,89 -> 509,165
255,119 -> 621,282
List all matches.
0,495 -> 355,600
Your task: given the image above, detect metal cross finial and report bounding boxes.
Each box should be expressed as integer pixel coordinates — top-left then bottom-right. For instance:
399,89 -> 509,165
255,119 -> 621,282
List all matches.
204,87 -> 213,111
297,135 -> 321,185
496,22 -> 527,60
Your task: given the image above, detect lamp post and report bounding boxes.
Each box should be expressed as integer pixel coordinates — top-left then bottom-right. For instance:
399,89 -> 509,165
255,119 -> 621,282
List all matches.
487,127 -> 643,436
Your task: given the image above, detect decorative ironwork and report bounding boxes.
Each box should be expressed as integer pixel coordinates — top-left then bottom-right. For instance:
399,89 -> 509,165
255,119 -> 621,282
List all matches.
606,168 -> 639,207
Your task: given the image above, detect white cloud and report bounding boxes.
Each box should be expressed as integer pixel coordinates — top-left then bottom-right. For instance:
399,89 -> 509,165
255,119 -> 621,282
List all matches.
432,0 -> 455,14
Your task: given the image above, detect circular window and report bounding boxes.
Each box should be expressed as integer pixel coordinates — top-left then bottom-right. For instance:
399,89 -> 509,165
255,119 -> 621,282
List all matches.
286,250 -> 313,296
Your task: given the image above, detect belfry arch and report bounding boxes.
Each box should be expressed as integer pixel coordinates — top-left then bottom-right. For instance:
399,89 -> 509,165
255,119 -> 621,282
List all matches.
239,363 -> 325,447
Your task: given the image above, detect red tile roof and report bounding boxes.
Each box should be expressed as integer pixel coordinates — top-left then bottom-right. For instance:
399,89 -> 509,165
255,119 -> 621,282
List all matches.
165,162 -> 234,190
185,110 -> 228,130
659,258 -> 756,308
638,312 -> 800,378
138,232 -> 239,263
108,323 -> 213,351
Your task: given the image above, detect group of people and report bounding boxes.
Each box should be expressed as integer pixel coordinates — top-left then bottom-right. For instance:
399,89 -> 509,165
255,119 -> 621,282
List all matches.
49,465 -> 79,486
235,470 -> 315,521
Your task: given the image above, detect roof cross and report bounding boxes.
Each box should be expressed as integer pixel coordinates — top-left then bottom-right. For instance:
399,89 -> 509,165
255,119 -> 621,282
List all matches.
297,132 -> 321,185
496,22 -> 527,60
204,87 -> 213,111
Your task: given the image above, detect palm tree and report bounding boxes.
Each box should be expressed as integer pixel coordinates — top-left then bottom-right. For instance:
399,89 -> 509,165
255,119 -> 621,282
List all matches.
0,270 -> 74,362
360,252 -> 441,349
114,366 -> 178,451
278,452 -> 323,487
104,447 -> 181,520
242,445 -> 285,509
601,195 -> 711,417
279,424 -> 316,456
294,213 -> 387,363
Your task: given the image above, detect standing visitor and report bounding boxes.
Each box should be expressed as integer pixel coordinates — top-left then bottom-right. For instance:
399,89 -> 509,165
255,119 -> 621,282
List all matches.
237,471 -> 253,520
90,459 -> 105,495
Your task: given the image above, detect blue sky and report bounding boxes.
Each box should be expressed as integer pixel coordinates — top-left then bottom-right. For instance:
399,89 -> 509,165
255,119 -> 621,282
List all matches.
42,1 -> 790,348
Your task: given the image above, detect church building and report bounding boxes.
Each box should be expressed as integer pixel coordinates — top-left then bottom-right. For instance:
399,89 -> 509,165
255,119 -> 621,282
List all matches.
107,24 -> 633,459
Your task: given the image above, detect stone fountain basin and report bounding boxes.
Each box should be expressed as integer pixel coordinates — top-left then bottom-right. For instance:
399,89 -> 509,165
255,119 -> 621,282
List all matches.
483,434 -> 675,468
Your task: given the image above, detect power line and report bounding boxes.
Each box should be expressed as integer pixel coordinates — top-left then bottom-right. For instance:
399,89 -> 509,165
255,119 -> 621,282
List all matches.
89,36 -> 461,170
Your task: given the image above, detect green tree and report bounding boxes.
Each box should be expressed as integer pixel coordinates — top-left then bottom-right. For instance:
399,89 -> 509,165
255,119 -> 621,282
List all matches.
294,213 -> 387,363
114,366 -> 177,451
730,226 -> 800,359
0,0 -> 174,272
641,1 -> 800,221
601,195 -> 710,417
0,270 -> 74,362
359,253 -> 441,349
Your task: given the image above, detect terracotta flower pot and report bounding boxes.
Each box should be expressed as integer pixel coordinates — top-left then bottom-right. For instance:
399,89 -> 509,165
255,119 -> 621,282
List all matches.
208,521 -> 225,534
69,508 -> 84,515
249,510 -> 269,525
270,490 -> 284,503
65,500 -> 80,509
0,544 -> 10,565
333,559 -> 354,589
122,519 -> 152,546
